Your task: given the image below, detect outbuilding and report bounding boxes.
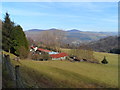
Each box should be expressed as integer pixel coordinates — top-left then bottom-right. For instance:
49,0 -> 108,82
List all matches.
50,53 -> 68,60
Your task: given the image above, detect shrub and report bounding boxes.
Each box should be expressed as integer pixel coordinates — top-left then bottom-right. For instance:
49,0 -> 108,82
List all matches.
18,46 -> 29,59
109,48 -> 120,54
31,54 -> 40,60
101,56 -> 108,64
31,53 -> 51,61
41,53 -> 51,61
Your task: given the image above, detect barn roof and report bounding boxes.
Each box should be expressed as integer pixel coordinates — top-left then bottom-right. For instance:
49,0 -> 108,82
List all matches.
37,48 -> 51,52
31,46 -> 35,49
50,53 -> 68,58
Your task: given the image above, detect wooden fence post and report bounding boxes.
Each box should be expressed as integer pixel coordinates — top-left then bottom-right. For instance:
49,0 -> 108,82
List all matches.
15,65 -> 19,88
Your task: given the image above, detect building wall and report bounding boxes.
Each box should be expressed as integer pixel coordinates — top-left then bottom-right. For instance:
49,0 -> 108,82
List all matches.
48,52 -> 59,54
52,56 -> 66,60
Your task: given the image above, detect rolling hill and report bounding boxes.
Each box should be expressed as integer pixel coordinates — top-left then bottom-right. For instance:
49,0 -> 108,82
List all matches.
87,36 -> 119,52
25,28 -> 117,45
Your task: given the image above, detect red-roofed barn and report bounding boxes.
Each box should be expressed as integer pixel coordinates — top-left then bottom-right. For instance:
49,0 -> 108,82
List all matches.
37,48 -> 51,53
50,53 -> 68,60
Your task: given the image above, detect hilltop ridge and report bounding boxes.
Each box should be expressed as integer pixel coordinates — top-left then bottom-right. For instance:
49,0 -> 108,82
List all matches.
25,28 -> 117,44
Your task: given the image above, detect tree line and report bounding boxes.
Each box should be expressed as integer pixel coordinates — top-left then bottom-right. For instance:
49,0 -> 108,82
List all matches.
2,13 -> 29,58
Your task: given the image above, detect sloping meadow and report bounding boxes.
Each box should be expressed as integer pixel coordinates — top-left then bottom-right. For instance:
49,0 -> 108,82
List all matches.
10,52 -> 118,88
3,51 -> 118,88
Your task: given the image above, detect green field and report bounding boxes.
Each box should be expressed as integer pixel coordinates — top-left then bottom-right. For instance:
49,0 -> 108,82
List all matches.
3,51 -> 118,88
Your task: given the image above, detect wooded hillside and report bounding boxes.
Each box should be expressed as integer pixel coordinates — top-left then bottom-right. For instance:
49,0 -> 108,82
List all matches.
87,36 -> 119,53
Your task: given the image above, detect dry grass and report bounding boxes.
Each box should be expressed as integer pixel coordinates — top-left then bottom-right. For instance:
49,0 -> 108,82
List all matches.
2,50 -> 118,88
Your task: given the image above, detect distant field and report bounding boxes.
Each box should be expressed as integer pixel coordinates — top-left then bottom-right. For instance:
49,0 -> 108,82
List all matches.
3,51 -> 118,88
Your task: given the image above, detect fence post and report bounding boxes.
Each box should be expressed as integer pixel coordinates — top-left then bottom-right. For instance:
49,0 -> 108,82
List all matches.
3,54 -> 7,70
3,54 -> 24,88
6,55 -> 10,62
15,65 -> 19,88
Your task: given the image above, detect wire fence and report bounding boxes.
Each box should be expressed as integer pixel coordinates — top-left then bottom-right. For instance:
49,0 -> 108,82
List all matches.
2,54 -> 24,88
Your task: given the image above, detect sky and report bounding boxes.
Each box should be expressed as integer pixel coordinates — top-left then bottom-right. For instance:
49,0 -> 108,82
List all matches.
2,2 -> 118,32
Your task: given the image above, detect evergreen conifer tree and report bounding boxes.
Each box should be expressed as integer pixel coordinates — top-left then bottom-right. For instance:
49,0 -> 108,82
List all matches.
2,12 -> 29,58
101,56 -> 108,64
2,12 -> 14,52
11,25 -> 29,57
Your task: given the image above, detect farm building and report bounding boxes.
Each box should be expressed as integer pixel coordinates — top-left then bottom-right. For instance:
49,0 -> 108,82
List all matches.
30,46 -> 37,51
31,46 -> 34,49
50,53 -> 68,60
30,46 -> 51,53
48,51 -> 59,54
30,46 -> 68,60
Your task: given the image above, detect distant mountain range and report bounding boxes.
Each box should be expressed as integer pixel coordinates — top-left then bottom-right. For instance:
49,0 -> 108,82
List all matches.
26,29 -> 44,32
25,28 -> 118,44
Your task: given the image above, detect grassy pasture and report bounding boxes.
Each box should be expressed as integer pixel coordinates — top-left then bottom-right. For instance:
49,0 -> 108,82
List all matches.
2,50 -> 118,88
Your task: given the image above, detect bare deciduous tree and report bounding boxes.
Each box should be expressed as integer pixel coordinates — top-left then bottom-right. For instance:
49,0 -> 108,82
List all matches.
38,30 -> 66,51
